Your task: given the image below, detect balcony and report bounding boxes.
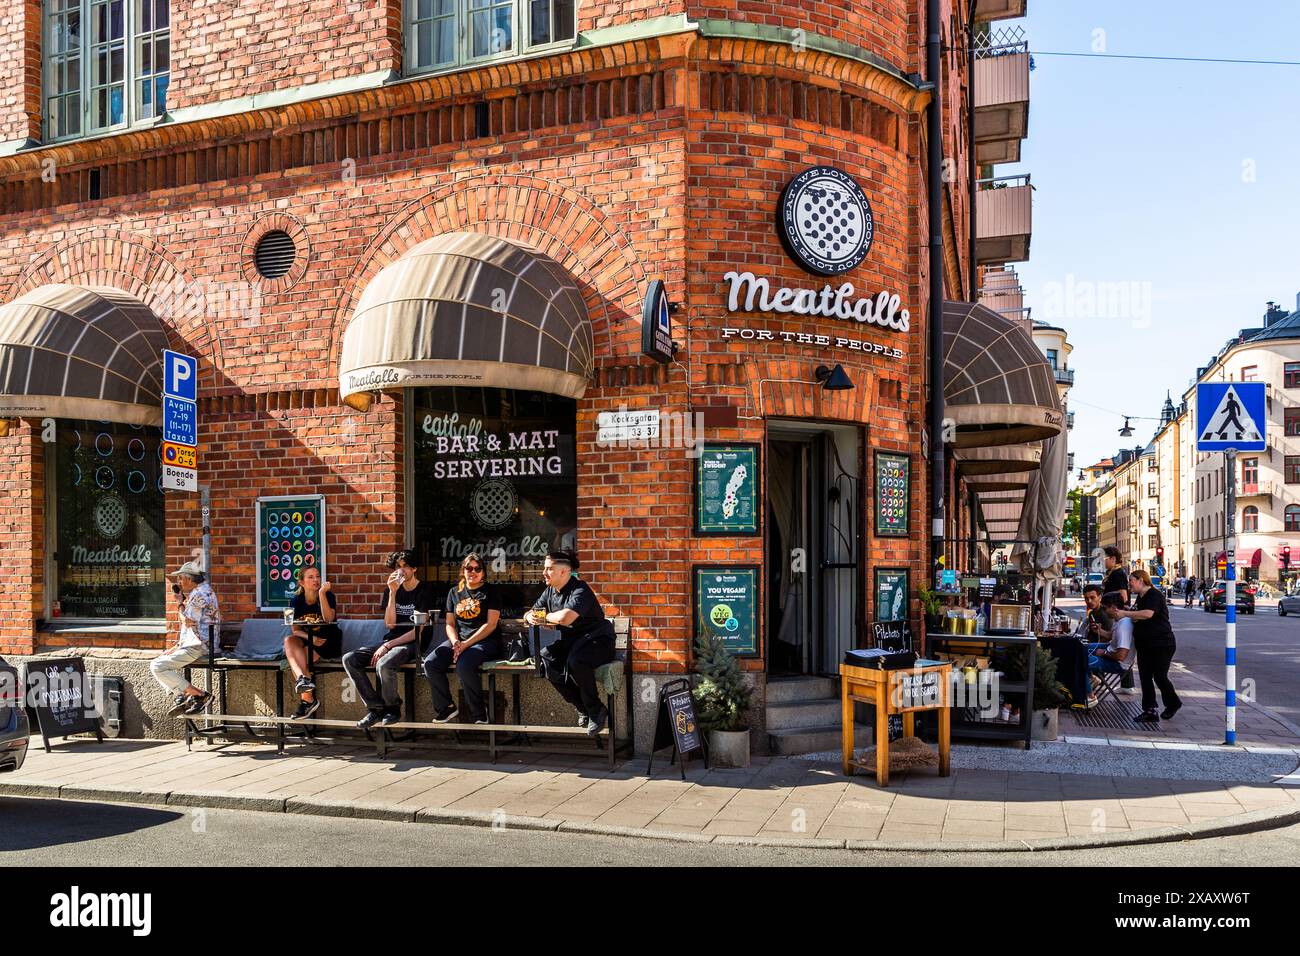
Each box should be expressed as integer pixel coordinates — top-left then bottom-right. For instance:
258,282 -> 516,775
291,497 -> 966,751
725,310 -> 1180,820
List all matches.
974,32 -> 1030,165
976,174 -> 1033,265
1239,480 -> 1273,499
1053,366 -> 1075,387
974,0 -> 1027,20
1066,411 -> 1075,429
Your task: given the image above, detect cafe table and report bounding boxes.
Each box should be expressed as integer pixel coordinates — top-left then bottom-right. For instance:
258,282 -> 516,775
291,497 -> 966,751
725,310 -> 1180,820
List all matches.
840,659 -> 952,787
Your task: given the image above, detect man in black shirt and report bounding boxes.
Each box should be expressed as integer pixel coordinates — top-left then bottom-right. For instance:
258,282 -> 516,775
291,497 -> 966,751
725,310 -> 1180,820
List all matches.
527,549 -> 615,737
342,549 -> 437,729
1102,547 -> 1129,605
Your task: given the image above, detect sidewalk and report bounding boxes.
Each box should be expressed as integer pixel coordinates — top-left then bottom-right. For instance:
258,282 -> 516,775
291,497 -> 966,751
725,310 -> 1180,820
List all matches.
5,734 -> 1298,851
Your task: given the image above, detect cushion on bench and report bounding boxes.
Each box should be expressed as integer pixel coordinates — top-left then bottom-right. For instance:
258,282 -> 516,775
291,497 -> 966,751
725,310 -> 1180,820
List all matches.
340,619 -> 391,656
229,619 -> 289,660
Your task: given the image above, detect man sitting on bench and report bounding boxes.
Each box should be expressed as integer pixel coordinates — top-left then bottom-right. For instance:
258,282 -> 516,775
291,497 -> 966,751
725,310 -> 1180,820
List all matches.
342,549 -> 436,730
526,549 -> 615,737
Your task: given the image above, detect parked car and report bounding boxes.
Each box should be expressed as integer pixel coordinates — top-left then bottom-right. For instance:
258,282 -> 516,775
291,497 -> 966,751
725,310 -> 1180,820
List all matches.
1277,594 -> 1300,617
1203,580 -> 1255,614
0,656 -> 29,774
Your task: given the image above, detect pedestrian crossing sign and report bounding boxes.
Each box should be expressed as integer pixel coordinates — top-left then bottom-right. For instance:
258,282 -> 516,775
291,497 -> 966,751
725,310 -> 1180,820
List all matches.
1196,382 -> 1266,451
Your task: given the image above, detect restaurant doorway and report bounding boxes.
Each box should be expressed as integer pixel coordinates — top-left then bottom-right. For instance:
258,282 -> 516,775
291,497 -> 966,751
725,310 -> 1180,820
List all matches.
766,422 -> 861,676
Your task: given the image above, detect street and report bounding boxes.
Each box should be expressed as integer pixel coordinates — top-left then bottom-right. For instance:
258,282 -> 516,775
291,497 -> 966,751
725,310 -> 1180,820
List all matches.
2,796 -> 1299,867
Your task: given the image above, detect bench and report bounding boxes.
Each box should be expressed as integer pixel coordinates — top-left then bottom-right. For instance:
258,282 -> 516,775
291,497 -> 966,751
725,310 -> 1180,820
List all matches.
184,616 -> 632,769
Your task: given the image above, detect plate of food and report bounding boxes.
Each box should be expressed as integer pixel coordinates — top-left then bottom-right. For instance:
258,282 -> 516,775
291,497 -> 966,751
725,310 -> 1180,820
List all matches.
295,614 -> 325,626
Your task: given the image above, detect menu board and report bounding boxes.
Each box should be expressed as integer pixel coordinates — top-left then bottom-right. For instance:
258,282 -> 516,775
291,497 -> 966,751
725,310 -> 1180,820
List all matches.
875,568 -> 909,623
692,565 -> 760,657
26,657 -> 103,750
695,443 -> 760,536
256,495 -> 326,610
874,451 -> 910,537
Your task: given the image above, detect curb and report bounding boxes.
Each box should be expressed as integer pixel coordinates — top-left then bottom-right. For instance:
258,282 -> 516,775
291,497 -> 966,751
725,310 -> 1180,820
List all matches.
6,778 -> 1299,852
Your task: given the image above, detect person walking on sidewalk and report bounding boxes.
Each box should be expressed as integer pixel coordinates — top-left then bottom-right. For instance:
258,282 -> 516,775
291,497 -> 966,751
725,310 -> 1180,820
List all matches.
526,550 -> 615,737
150,561 -> 221,717
342,550 -> 436,729
423,553 -> 503,724
1112,569 -> 1181,722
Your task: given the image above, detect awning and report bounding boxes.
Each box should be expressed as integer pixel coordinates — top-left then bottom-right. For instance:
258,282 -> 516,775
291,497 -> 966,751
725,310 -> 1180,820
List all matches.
943,300 -> 1063,448
0,284 -> 166,425
954,443 -> 1042,476
340,232 -> 593,411
1245,549 -> 1263,568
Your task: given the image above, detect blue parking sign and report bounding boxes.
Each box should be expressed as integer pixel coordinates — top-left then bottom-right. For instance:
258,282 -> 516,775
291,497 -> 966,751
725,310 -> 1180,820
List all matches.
163,395 -> 197,446
1196,382 -> 1265,452
163,349 -> 198,402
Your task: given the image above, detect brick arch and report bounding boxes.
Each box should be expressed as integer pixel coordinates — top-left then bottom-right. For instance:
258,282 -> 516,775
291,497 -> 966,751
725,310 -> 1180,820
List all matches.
743,357 -> 876,422
10,228 -> 226,390
329,173 -> 646,371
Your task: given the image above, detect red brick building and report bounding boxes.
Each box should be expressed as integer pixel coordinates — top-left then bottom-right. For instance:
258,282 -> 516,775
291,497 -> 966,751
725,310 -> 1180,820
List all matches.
0,0 -> 1041,751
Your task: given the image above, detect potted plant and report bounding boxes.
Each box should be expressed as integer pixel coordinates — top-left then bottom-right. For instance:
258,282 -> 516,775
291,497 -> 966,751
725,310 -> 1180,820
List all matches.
919,586 -> 945,634
692,632 -> 753,768
1007,645 -> 1067,741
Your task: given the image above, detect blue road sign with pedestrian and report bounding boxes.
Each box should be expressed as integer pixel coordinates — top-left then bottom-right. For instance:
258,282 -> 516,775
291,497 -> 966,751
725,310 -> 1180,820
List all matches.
163,349 -> 197,402
1196,382 -> 1265,452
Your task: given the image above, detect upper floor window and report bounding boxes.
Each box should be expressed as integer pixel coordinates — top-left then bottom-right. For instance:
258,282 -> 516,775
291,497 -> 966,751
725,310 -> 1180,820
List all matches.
1286,456 -> 1300,484
1045,349 -> 1058,369
43,0 -> 170,142
1242,457 -> 1258,487
1287,407 -> 1300,437
405,0 -> 575,75
1286,362 -> 1300,389
1239,365 -> 1259,382
1242,506 -> 1259,532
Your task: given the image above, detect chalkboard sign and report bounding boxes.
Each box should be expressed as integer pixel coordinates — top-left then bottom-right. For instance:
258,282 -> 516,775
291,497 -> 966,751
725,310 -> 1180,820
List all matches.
648,679 -> 708,778
693,565 -> 760,657
874,451 -> 910,537
695,443 -> 760,535
26,657 -> 104,752
870,619 -> 913,652
256,494 -> 326,611
894,669 -> 943,710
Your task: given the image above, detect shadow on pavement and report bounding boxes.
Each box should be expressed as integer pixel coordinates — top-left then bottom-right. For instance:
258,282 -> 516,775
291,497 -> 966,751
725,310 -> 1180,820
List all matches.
0,797 -> 184,852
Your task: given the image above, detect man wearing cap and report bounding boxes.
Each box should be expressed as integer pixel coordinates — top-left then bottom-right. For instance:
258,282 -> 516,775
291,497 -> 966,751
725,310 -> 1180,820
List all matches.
149,560 -> 222,717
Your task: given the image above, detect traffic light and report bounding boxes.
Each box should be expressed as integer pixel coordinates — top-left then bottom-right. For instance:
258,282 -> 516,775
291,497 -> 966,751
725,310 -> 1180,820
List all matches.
1156,547 -> 1164,562
1282,546 -> 1291,571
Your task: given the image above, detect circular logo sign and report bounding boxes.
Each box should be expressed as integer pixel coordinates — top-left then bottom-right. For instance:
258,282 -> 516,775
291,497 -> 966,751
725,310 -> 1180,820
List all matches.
778,166 -> 874,276
471,478 -> 518,531
94,493 -> 128,539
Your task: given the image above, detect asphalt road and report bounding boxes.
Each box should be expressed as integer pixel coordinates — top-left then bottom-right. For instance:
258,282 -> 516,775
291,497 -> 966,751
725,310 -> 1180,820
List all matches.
2,796 -> 1300,867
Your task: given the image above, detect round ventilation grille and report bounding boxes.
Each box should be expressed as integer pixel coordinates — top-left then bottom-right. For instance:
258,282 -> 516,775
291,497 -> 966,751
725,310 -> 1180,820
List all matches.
253,230 -> 297,279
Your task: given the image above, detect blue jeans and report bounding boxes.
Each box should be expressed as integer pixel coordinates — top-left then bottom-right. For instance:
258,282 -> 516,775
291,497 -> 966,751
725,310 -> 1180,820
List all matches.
1087,642 -> 1128,676
423,635 -> 503,720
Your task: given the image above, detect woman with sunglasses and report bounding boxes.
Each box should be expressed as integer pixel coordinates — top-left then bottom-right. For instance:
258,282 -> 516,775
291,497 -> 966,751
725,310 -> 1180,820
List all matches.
422,553 -> 503,723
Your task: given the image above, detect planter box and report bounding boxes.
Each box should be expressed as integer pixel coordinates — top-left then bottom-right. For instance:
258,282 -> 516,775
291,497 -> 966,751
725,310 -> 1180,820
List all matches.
708,729 -> 750,768
1030,707 -> 1058,741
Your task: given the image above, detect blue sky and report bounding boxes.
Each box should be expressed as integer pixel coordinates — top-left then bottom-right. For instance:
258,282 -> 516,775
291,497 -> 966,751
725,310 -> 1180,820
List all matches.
1010,1 -> 1300,473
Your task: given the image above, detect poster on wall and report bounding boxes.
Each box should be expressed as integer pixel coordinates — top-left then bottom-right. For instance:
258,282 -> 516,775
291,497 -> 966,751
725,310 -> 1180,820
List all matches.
256,495 -> 326,611
874,568 -> 910,623
874,451 -> 910,537
695,443 -> 760,536
692,565 -> 760,658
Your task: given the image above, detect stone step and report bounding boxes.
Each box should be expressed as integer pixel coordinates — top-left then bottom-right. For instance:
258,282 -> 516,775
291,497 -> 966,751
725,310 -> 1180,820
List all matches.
765,675 -> 838,704
767,723 -> 873,756
765,698 -> 843,731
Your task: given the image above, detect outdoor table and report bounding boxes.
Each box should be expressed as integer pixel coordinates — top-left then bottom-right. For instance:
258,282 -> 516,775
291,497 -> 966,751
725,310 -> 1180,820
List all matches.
840,660 -> 952,787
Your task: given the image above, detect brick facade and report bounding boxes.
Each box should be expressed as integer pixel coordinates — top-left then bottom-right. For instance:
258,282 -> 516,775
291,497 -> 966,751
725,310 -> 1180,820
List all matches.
0,2 -> 975,702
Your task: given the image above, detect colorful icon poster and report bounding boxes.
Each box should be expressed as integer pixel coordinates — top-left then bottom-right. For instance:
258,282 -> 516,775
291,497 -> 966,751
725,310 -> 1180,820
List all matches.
695,443 -> 760,536
256,495 -> 326,610
874,451 -> 910,537
693,565 -> 759,658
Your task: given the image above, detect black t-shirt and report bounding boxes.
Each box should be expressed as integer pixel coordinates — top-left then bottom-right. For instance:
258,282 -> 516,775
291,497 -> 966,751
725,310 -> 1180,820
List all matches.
292,590 -> 339,633
446,584 -> 501,641
379,580 -> 437,627
1103,568 -> 1129,600
532,577 -> 614,643
1133,587 -> 1175,649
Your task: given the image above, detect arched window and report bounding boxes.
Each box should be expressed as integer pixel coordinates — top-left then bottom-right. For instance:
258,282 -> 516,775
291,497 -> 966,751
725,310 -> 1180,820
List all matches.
1243,506 -> 1259,532
1286,505 -> 1300,532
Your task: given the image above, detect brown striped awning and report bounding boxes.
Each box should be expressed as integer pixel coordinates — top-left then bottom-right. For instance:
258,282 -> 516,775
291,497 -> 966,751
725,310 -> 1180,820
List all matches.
944,300 -> 1062,448
0,284 -> 166,425
340,232 -> 593,411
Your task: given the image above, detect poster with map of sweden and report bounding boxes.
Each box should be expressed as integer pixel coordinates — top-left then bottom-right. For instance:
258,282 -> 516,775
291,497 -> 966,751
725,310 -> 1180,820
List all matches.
694,443 -> 760,536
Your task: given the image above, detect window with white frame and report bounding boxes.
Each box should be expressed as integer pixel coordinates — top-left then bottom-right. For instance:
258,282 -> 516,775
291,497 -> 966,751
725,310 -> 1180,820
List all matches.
43,0 -> 170,141
405,0 -> 575,74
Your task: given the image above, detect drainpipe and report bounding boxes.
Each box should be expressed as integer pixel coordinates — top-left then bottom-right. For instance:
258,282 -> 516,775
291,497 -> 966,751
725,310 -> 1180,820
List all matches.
967,2 -> 978,301
927,0 -> 946,573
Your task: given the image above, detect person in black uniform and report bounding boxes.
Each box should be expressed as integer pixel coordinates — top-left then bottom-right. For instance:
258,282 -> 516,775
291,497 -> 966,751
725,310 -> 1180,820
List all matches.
343,549 -> 437,730
283,566 -> 342,719
1112,568 -> 1181,722
423,552 -> 503,724
527,549 -> 615,737
1102,547 -> 1129,605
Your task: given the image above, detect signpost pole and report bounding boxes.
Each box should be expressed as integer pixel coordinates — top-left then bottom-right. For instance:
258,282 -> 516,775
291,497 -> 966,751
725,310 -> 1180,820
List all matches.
1224,449 -> 1237,746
